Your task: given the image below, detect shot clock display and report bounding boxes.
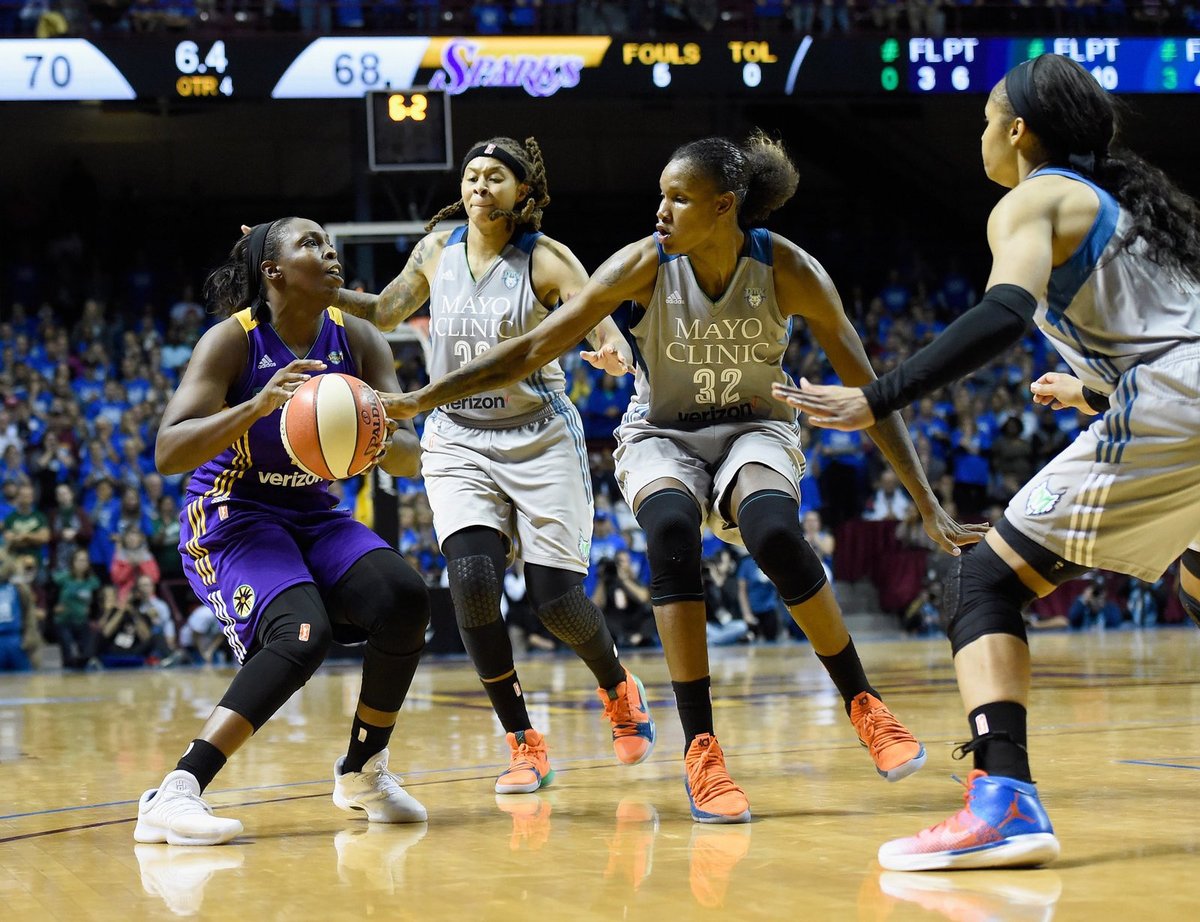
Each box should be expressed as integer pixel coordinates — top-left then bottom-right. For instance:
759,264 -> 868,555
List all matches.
366,89 -> 453,172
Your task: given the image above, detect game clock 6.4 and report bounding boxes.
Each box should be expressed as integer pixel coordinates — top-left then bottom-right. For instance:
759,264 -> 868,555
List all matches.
366,89 -> 453,172
175,40 -> 233,98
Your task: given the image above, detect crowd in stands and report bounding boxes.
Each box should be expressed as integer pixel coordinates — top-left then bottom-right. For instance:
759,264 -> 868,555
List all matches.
1,220 -> 1185,675
4,0 -> 1199,39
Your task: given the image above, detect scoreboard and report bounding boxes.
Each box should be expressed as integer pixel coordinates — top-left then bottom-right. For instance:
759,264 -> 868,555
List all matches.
3,34 -> 1200,102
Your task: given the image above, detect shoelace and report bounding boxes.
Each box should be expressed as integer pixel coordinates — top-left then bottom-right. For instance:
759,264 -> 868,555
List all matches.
370,767 -> 407,797
688,742 -> 742,805
856,701 -> 912,754
914,772 -> 983,841
602,686 -> 642,738
508,739 -> 547,772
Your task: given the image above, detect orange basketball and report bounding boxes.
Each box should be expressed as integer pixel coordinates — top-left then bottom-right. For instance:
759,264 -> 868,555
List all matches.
279,373 -> 387,481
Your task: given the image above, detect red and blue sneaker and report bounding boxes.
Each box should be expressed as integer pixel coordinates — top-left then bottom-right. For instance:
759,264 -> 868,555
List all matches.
877,770 -> 1060,871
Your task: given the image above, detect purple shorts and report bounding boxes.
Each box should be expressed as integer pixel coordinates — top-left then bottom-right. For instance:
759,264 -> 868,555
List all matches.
179,497 -> 390,663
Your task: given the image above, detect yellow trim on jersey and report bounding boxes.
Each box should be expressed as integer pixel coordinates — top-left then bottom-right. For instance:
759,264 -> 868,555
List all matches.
233,308 -> 258,332
184,433 -> 254,585
328,306 -> 344,326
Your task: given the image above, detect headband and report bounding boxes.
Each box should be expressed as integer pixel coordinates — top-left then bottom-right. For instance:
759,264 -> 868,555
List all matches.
1005,56 -> 1103,174
460,143 -> 527,181
245,220 -> 278,317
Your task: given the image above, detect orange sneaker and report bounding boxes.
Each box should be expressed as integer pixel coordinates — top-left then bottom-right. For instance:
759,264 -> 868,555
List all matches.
684,734 -> 751,824
495,729 -> 555,795
598,669 -> 657,765
850,692 -> 927,782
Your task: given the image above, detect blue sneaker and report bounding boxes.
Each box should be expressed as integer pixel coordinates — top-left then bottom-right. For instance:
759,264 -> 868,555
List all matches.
599,670 -> 656,765
877,771 -> 1060,871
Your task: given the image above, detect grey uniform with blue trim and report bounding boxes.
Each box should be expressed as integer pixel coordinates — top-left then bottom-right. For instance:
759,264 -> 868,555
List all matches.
614,228 -> 807,544
420,226 -> 594,572
1008,167 -> 1200,579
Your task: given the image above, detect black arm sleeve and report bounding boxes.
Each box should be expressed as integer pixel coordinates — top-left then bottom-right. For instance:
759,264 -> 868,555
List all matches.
1080,386 -> 1111,414
862,284 -> 1038,419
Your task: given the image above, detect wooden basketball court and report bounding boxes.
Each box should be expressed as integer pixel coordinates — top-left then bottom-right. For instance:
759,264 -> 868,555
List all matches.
3,629 -> 1198,920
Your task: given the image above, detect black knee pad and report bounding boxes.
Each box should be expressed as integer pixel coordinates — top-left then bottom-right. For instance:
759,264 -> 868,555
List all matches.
330,549 -> 430,653
535,584 -> 603,645
220,584 -> 333,729
737,490 -> 826,606
944,542 -> 1036,655
448,554 -> 503,629
635,488 -> 703,604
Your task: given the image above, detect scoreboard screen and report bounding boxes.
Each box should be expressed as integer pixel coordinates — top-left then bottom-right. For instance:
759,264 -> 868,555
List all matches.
2,35 -> 1199,102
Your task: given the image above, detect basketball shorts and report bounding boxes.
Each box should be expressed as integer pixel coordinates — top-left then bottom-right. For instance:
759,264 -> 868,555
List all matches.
1007,342 -> 1200,581
179,497 -> 391,663
420,398 -> 593,574
613,416 -> 806,545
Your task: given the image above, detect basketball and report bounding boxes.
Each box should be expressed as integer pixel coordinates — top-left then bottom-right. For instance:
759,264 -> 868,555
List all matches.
279,373 -> 387,481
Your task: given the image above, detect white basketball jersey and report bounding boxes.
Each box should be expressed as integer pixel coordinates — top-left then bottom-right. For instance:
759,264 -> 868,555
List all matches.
426,226 -> 565,424
623,227 -> 796,428
1033,166 -> 1200,395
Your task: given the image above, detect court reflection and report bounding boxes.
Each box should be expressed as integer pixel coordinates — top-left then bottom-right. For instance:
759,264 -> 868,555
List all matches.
872,869 -> 1063,922
134,843 -> 246,917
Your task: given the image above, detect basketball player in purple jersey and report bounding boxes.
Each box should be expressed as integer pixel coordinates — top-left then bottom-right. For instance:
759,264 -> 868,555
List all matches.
134,218 -> 430,846
336,137 -> 655,795
378,133 -> 984,823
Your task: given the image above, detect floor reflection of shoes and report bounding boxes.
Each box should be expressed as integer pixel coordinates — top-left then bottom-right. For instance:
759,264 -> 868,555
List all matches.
494,793 -> 552,852
134,843 -> 245,917
687,823 -> 753,909
878,869 -> 1063,922
604,798 -> 660,891
333,823 -> 429,894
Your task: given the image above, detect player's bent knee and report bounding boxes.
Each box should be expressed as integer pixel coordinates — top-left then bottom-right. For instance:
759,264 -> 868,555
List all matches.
636,489 -> 703,604
944,542 -> 1037,655
737,490 -> 826,605
448,554 -> 503,629
536,585 -> 603,645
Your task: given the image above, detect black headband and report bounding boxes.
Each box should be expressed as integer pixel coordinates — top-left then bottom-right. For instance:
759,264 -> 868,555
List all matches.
245,220 -> 278,317
1005,56 -> 1103,174
460,143 -> 527,182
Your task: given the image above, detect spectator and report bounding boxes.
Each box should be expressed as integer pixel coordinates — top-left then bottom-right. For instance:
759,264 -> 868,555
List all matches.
4,482 -> 51,569
592,549 -> 656,649
864,469 -> 913,521
110,526 -> 160,605
48,481 -> 92,572
181,601 -> 228,666
1068,577 -> 1123,631
95,584 -> 155,661
0,550 -> 34,671
736,550 -> 782,641
703,548 -> 749,646
52,547 -> 100,669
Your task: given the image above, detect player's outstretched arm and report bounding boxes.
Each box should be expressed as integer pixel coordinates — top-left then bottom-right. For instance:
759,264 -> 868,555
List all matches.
379,238 -> 658,419
345,316 -> 420,477
774,238 -> 986,554
335,233 -> 443,331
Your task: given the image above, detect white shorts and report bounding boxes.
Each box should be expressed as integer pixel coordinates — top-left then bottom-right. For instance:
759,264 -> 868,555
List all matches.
1006,343 -> 1200,581
420,400 -> 593,573
613,417 -> 806,545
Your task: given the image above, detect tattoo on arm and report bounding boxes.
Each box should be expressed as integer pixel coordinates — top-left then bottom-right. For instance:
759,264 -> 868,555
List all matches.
598,257 -> 632,288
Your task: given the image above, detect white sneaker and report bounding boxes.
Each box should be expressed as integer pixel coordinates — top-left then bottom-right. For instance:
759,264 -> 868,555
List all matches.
333,749 -> 427,823
134,843 -> 245,915
133,770 -> 243,846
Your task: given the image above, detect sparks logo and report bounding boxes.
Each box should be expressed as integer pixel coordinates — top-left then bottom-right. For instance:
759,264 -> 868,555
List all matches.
665,289 -> 684,305
326,350 -> 343,364
257,355 -> 277,370
423,37 -> 611,98
232,584 -> 256,620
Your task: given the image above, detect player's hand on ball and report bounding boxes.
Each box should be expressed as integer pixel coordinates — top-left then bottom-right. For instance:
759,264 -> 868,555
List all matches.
255,359 -> 326,417
581,344 -> 633,376
1030,372 -> 1095,414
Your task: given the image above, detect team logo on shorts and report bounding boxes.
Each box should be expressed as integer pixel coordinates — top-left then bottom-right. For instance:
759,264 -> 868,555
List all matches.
327,350 -> 343,365
744,287 -> 765,308
579,533 -> 591,561
1025,479 -> 1065,517
232,584 -> 256,620
502,269 -> 520,290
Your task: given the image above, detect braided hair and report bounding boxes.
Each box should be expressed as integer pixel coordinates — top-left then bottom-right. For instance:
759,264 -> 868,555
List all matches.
426,137 -> 550,232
